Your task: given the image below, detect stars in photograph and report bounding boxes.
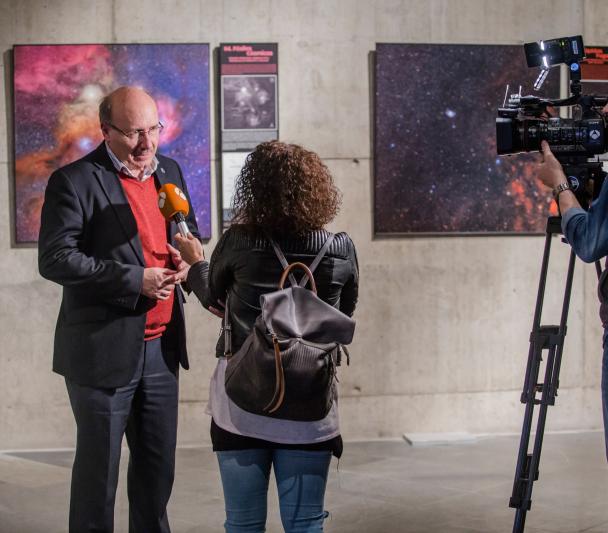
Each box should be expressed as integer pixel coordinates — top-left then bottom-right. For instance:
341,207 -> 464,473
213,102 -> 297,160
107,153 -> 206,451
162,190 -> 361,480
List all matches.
374,43 -> 558,234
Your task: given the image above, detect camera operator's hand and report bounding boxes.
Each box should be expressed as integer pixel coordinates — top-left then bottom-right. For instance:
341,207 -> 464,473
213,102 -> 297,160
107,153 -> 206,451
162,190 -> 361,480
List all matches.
539,105 -> 558,119
537,140 -> 581,215
537,141 -> 567,189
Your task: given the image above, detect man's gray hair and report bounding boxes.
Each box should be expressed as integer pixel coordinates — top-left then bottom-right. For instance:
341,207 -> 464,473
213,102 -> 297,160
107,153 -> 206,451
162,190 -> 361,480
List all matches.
98,94 -> 112,126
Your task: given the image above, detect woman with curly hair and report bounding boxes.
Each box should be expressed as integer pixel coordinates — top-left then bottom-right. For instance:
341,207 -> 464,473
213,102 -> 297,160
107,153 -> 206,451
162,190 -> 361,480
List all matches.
176,140 -> 359,533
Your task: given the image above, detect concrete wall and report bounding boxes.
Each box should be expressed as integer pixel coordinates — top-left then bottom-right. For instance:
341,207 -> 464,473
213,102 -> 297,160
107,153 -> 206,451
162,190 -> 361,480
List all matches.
1,0 -> 607,449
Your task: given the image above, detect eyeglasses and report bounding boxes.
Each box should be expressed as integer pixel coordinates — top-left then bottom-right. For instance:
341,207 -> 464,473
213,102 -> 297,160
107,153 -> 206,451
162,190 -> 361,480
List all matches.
107,122 -> 164,141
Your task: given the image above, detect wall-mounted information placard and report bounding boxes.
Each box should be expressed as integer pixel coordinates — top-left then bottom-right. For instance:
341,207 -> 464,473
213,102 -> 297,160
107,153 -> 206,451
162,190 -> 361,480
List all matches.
219,43 -> 278,151
219,43 -> 278,228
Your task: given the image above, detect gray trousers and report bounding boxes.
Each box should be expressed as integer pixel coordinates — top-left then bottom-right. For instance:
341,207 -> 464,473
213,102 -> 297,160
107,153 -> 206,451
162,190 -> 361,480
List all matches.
65,337 -> 178,533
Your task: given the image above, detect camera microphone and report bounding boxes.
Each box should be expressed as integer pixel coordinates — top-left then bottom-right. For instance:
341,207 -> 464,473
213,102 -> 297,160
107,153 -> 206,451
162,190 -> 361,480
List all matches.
158,183 -> 191,237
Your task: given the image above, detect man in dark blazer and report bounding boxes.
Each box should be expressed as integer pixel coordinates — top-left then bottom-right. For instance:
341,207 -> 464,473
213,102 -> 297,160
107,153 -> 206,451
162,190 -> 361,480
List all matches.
38,86 -> 200,533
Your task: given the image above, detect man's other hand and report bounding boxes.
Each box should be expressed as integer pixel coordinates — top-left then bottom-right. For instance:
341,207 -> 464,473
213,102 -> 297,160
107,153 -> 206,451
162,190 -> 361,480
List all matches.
166,243 -> 189,283
142,267 -> 178,300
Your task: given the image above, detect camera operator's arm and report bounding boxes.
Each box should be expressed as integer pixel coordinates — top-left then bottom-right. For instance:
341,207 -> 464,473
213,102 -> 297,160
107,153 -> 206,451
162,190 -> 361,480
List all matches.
538,141 -> 608,263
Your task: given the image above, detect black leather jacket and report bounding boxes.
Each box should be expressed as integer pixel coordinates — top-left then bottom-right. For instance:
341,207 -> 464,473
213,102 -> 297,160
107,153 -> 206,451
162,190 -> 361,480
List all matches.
187,224 -> 359,357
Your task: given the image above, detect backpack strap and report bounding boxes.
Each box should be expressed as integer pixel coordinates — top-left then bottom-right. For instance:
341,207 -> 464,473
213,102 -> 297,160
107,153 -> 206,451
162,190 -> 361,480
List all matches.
299,234 -> 335,288
264,231 -> 298,287
223,294 -> 232,357
223,233 -> 334,357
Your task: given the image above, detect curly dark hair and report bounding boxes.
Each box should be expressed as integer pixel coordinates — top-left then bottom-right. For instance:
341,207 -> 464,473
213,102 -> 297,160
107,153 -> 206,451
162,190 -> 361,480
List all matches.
231,141 -> 342,235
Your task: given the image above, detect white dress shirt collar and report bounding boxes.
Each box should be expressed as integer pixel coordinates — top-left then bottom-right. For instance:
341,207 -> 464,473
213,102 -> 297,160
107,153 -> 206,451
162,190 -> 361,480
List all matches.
105,142 -> 158,181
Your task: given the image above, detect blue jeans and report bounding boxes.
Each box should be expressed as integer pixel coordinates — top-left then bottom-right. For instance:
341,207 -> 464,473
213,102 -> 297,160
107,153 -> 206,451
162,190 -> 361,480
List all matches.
216,448 -> 332,533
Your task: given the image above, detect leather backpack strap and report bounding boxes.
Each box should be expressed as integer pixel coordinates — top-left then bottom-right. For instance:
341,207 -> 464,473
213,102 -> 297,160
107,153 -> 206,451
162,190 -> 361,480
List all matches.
264,231 -> 298,287
299,234 -> 335,288
223,293 -> 232,357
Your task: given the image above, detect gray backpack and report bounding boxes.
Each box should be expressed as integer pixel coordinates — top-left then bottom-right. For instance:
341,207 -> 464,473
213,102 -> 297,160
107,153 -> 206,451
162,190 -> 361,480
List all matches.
223,234 -> 356,421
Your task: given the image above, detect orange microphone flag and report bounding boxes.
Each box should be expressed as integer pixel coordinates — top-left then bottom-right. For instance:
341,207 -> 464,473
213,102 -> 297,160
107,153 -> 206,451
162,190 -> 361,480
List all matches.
158,183 -> 190,220
158,183 -> 191,236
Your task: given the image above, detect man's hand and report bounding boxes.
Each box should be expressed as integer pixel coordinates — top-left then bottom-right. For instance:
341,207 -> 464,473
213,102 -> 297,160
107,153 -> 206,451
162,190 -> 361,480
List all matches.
537,140 -> 567,189
174,233 -> 205,265
142,267 -> 178,300
537,140 -> 582,216
166,243 -> 189,283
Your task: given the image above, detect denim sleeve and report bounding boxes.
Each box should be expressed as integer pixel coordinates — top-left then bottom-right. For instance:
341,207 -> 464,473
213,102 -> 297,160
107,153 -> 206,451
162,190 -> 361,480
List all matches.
562,179 -> 608,263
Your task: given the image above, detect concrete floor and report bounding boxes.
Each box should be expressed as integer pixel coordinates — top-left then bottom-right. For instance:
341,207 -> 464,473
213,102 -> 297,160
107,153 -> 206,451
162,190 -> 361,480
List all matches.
1,432 -> 608,533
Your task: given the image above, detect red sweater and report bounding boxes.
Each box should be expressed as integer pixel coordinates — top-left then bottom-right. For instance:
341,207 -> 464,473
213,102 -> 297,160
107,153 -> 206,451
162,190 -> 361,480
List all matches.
120,174 -> 174,340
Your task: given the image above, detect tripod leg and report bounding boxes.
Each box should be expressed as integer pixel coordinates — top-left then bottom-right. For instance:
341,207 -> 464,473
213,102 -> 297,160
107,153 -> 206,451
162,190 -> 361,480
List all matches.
510,219 -> 576,533
514,343 -> 558,532
511,340 -> 546,533
549,250 -> 577,408
510,226 -> 554,531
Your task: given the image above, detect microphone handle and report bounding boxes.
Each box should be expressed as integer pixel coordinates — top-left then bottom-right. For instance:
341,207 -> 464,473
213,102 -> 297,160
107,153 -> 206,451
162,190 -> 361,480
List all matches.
173,212 -> 191,237
177,220 -> 190,237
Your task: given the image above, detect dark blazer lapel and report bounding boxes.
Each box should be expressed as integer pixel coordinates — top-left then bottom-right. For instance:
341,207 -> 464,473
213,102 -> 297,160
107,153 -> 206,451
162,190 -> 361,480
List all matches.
92,145 -> 145,266
154,158 -> 177,243
154,160 -> 171,188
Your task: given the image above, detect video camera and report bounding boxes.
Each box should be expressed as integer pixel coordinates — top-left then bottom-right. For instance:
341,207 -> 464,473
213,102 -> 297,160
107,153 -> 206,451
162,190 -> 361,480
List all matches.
496,35 -> 608,207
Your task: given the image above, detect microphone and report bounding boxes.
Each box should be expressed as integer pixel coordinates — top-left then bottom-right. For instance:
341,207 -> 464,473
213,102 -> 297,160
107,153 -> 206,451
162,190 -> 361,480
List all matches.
158,183 -> 191,237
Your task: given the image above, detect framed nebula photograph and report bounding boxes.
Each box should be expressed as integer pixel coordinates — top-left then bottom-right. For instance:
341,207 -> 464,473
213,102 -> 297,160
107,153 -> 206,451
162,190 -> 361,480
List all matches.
374,43 -> 561,235
13,43 -> 211,243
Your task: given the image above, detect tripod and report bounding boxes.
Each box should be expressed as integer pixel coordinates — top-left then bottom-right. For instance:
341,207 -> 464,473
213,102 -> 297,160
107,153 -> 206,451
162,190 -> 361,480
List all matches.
508,215 -> 602,532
